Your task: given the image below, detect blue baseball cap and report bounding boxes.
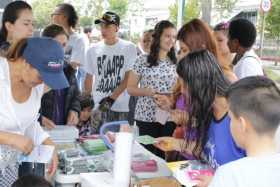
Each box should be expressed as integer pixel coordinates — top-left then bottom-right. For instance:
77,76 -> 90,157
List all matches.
23,37 -> 69,89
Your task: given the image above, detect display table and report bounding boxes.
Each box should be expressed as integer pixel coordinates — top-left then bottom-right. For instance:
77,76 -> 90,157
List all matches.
79,173 -> 182,187
135,177 -> 182,187
54,142 -> 172,187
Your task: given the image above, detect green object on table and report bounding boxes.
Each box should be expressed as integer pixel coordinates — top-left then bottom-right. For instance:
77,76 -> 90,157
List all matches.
136,135 -> 156,145
82,139 -> 108,155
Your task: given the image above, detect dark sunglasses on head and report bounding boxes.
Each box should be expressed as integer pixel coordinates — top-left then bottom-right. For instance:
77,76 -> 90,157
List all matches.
103,14 -> 116,22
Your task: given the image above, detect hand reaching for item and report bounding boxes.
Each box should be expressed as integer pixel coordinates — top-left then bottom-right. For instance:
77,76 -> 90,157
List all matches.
42,116 -> 56,130
67,110 -> 79,126
154,94 -> 173,111
98,96 -> 115,112
47,150 -> 59,178
154,137 -> 183,152
9,134 -> 34,155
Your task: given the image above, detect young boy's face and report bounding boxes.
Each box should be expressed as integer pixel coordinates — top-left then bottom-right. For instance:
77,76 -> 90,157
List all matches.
80,107 -> 92,122
227,38 -> 239,53
229,110 -> 245,148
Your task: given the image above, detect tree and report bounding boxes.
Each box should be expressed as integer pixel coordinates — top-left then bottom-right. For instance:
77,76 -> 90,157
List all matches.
201,0 -> 212,24
169,0 -> 200,26
32,0 -> 63,29
266,0 -> 280,58
266,0 -> 280,39
215,0 -> 238,18
79,16 -> 93,27
108,0 -> 129,20
126,0 -> 144,38
75,0 -> 104,28
82,0 -> 104,20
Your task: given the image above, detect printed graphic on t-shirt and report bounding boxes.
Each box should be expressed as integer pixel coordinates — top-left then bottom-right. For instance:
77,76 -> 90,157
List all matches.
96,55 -> 124,93
204,139 -> 219,169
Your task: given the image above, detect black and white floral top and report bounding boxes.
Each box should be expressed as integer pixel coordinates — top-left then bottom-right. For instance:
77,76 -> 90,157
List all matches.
133,54 -> 177,122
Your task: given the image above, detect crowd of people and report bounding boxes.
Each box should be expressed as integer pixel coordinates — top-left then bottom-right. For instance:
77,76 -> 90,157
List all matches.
0,1 -> 279,187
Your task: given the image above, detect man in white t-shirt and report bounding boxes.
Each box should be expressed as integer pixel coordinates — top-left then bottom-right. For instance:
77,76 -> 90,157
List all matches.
84,11 -> 137,126
52,3 -> 89,91
209,76 -> 280,187
227,18 -> 263,79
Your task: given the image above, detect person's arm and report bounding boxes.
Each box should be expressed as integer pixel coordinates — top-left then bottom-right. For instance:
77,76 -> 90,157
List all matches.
154,137 -> 185,152
154,94 -> 175,111
154,136 -> 197,156
110,43 -> 138,99
42,138 -> 58,177
0,131 -> 34,154
25,120 -> 58,177
70,36 -> 88,69
67,95 -> 81,126
110,71 -> 129,100
127,71 -> 155,96
83,47 -> 96,95
67,81 -> 80,126
41,116 -> 56,130
84,73 -> 93,94
68,77 -> 81,117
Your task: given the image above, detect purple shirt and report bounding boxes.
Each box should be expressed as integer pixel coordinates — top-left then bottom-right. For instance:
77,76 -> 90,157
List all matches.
52,89 -> 66,125
176,95 -> 187,111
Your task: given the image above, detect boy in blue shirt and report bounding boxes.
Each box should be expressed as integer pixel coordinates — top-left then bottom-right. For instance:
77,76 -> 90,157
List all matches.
210,76 -> 280,187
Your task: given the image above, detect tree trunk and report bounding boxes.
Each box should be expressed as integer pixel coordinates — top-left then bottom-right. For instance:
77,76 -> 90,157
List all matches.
275,35 -> 280,66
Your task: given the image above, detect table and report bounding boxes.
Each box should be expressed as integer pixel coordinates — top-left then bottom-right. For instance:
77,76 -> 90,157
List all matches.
55,142 -> 172,187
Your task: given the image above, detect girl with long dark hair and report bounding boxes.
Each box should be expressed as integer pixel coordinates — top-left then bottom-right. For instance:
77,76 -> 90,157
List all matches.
0,1 -> 33,56
154,19 -> 238,141
155,50 -> 245,185
127,20 -> 177,156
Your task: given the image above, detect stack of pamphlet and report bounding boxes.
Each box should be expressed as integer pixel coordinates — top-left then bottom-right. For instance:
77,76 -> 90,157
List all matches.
45,126 -> 79,143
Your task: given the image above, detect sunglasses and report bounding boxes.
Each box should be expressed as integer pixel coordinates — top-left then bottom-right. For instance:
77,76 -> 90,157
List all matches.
103,14 -> 116,22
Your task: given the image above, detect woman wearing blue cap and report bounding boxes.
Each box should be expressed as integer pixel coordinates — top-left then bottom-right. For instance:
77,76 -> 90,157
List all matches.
0,37 -> 69,186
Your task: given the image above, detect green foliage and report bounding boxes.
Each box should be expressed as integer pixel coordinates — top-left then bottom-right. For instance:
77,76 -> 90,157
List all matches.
32,0 -> 63,29
169,0 -> 200,26
83,0 -> 104,20
108,0 -> 129,20
79,16 -> 93,27
266,0 -> 280,38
